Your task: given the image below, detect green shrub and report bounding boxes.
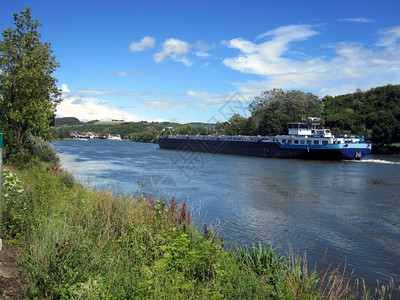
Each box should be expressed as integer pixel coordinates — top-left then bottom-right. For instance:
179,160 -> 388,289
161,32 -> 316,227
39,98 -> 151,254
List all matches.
1,169 -> 32,244
24,133 -> 60,167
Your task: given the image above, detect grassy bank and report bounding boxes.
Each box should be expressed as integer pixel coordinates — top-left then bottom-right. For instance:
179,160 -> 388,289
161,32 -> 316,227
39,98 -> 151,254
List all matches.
1,162 -> 393,299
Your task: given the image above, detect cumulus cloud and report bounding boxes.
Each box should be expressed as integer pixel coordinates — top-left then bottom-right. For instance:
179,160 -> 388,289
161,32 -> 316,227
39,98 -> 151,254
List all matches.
56,95 -> 142,122
223,25 -> 400,97
153,38 -> 192,66
129,36 -> 156,52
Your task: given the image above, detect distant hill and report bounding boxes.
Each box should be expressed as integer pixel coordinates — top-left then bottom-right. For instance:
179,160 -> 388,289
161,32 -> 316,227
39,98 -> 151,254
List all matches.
187,122 -> 215,128
55,117 -> 81,126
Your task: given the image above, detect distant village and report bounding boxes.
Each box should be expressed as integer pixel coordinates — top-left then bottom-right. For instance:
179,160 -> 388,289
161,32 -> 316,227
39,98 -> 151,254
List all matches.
69,131 -> 122,140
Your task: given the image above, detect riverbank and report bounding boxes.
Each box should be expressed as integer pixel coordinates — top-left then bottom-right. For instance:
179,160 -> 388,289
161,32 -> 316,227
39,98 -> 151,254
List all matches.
1,162 -> 397,299
0,244 -> 27,298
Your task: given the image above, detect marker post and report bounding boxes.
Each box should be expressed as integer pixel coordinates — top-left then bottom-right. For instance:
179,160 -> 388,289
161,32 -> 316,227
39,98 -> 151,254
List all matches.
0,133 -> 3,250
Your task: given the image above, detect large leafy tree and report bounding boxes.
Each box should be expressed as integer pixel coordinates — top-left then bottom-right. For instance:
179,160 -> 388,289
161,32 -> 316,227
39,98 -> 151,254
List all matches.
214,114 -> 250,135
248,89 -> 323,135
0,7 -> 61,161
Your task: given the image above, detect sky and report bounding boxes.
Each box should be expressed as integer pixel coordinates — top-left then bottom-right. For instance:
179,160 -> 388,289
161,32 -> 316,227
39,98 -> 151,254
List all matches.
1,0 -> 400,123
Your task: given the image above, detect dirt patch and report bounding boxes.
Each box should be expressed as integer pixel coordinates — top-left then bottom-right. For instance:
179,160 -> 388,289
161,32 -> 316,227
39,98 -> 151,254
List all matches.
0,244 -> 27,299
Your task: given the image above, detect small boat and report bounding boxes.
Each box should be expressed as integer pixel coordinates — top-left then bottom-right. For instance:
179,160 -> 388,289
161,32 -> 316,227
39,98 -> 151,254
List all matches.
158,118 -> 372,160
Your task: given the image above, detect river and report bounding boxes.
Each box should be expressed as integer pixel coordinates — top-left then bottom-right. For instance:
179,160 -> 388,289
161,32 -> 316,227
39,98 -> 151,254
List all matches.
53,140 -> 400,289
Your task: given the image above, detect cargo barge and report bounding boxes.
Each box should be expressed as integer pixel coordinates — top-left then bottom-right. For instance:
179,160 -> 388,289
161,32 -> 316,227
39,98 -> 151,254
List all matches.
158,119 -> 372,160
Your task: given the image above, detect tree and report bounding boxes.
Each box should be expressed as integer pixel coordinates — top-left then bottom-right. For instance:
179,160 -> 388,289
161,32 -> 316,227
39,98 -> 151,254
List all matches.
248,89 -> 322,135
0,7 -> 61,162
250,89 -> 323,120
224,114 -> 249,135
249,104 -> 289,135
371,112 -> 397,150
322,84 -> 400,151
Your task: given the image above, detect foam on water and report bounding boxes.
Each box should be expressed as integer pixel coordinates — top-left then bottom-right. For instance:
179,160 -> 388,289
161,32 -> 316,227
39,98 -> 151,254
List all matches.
358,158 -> 400,165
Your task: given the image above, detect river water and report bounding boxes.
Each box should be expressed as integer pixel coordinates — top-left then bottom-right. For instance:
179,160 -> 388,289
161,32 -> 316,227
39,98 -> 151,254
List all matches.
53,140 -> 400,289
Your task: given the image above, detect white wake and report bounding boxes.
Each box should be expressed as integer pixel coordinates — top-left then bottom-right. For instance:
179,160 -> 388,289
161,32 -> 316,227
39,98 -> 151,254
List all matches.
358,158 -> 400,165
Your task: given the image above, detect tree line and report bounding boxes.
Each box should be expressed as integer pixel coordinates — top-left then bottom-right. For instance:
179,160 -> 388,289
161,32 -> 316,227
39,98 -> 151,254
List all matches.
215,85 -> 400,153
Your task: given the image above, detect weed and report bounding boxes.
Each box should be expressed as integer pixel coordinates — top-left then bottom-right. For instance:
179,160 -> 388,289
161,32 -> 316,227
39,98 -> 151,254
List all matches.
1,169 -> 31,244
3,162 -> 394,299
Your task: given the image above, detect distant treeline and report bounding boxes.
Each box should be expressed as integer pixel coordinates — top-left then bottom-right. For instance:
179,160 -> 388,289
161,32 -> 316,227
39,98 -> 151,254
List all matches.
54,84 -> 400,153
53,120 -> 215,143
323,84 -> 400,153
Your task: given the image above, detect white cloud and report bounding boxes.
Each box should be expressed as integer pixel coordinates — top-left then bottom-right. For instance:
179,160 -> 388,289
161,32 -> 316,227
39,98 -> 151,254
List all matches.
256,24 -> 318,42
76,88 -> 141,98
56,96 -> 142,122
153,38 -> 192,66
56,87 -> 198,121
129,36 -> 156,52
194,40 -> 213,57
61,83 -> 70,93
223,25 -> 400,97
108,71 -> 143,77
338,18 -> 374,23
195,50 -> 210,57
184,89 -> 243,108
376,27 -> 400,48
224,25 -> 319,74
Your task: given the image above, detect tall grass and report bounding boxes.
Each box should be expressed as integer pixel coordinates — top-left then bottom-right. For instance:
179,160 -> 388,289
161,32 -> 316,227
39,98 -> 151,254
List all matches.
1,162 -> 398,299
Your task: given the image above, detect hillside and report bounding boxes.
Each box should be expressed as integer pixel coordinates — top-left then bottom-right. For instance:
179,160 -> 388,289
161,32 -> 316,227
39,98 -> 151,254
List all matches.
322,84 -> 400,152
54,120 -> 214,142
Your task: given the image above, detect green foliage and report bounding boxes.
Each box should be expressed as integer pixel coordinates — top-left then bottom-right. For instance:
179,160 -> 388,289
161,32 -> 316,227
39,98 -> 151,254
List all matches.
128,131 -> 159,143
174,124 -> 209,135
215,114 -> 250,135
1,169 -> 30,244
251,106 -> 290,135
250,89 -> 323,120
54,117 -> 81,126
0,7 -> 61,163
239,243 -> 283,281
54,121 -> 165,140
323,84 -> 400,152
248,89 -> 323,135
24,133 -> 60,167
2,163 -> 368,299
54,120 -> 213,142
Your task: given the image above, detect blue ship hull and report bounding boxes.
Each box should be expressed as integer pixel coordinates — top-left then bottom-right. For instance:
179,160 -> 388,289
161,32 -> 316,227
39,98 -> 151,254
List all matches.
157,136 -> 372,160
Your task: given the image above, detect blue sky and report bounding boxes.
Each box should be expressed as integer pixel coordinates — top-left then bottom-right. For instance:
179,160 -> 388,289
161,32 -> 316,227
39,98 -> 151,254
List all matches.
1,0 -> 400,123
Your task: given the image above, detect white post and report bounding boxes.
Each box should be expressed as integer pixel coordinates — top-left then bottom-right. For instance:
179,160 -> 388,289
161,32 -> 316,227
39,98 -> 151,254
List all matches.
0,133 -> 3,250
